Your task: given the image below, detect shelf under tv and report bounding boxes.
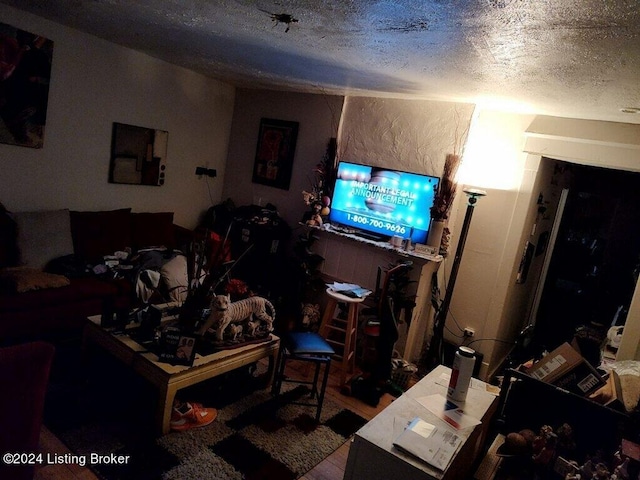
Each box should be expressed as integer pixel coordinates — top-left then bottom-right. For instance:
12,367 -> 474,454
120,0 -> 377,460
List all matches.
308,223 -> 443,263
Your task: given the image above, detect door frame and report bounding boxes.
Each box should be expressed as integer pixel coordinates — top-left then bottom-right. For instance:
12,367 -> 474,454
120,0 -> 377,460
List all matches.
527,187 -> 569,329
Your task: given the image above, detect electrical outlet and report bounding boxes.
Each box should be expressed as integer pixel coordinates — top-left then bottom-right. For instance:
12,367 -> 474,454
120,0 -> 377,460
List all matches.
463,327 -> 475,337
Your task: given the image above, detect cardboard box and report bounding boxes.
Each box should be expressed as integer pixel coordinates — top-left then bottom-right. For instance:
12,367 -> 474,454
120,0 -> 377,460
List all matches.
526,342 -> 605,396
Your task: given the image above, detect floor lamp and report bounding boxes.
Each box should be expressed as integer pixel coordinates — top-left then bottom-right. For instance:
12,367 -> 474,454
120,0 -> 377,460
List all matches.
423,187 -> 487,372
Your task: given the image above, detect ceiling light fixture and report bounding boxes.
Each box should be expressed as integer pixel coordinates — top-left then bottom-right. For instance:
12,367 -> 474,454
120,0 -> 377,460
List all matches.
260,10 -> 299,32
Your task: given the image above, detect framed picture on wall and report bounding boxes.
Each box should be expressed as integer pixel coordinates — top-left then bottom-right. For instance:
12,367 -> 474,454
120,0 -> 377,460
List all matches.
252,118 -> 299,190
0,22 -> 54,148
109,122 -> 168,186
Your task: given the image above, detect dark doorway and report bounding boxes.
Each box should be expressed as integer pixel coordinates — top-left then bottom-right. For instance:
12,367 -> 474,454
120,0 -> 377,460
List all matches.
532,161 -> 640,354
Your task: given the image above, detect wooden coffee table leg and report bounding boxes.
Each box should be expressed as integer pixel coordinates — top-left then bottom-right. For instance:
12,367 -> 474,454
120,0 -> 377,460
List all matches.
254,343 -> 280,389
266,344 -> 279,388
157,383 -> 178,436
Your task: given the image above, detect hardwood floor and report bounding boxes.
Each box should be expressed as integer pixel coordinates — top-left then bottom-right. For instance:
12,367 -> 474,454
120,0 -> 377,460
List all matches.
295,359 -> 397,480
34,427 -> 99,480
35,356 -> 398,480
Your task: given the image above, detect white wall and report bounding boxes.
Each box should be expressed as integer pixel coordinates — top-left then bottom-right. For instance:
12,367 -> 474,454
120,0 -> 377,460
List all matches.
0,5 -> 236,228
222,88 -> 344,227
339,96 -> 474,177
445,109 -> 536,376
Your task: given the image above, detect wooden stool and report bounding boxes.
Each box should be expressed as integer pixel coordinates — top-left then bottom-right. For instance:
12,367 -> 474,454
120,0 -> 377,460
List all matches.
319,288 -> 365,390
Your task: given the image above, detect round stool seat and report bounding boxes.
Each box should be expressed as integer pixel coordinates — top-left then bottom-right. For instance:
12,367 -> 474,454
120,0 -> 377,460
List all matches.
325,288 -> 367,304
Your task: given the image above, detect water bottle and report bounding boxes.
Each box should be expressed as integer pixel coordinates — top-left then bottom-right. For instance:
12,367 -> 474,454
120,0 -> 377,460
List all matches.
447,346 -> 476,403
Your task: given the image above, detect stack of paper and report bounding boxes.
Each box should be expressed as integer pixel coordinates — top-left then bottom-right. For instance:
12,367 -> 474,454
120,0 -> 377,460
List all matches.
393,417 -> 462,470
327,282 -> 372,298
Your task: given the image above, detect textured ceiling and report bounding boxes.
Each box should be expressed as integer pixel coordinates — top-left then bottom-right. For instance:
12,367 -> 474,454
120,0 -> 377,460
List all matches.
5,0 -> 640,123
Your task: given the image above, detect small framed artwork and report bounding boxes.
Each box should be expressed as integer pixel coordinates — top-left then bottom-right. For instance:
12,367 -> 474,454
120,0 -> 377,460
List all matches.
252,118 -> 299,190
158,327 -> 197,366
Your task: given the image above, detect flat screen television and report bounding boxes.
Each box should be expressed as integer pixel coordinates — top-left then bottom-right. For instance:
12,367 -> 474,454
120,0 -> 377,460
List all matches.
328,161 -> 440,244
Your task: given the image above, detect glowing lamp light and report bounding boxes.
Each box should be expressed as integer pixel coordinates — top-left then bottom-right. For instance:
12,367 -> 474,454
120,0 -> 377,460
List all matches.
457,109 -> 525,191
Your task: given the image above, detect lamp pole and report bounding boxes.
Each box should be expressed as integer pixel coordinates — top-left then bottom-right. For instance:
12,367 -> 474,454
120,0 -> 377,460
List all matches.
423,188 -> 486,372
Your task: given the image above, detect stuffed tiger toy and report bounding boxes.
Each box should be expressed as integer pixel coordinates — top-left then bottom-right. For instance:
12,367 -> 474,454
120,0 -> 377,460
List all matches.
198,294 -> 275,341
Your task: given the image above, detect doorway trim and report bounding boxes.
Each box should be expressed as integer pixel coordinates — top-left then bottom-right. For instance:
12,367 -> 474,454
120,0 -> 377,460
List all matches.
527,188 -> 569,328
524,116 -> 640,361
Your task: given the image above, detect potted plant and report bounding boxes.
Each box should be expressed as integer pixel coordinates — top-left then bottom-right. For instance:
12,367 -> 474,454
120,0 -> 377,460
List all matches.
427,153 -> 461,254
301,138 -> 336,226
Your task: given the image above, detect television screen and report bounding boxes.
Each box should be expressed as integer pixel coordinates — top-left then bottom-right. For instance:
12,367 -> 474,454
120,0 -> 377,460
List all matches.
329,162 -> 440,244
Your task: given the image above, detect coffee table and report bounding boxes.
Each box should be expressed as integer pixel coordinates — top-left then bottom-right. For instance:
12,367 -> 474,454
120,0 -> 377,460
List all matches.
83,314 -> 280,435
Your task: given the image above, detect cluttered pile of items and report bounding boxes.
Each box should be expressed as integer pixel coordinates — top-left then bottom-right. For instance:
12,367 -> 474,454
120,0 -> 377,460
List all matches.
483,340 -> 640,480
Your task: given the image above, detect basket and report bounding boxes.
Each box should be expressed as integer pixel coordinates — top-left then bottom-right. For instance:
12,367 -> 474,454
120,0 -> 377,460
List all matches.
390,353 -> 417,390
391,367 -> 413,390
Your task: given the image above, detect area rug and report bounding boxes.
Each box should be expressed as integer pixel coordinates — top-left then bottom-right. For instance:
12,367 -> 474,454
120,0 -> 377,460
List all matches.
44,356 -> 367,480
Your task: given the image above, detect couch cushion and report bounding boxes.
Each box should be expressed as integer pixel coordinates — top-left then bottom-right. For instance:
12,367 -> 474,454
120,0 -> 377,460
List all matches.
13,209 -> 74,270
0,267 -> 70,293
131,212 -> 175,250
0,277 -> 120,313
70,209 -> 132,262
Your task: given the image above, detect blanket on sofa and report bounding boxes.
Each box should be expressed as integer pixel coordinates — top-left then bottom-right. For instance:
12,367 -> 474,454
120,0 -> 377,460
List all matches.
128,248 -> 189,303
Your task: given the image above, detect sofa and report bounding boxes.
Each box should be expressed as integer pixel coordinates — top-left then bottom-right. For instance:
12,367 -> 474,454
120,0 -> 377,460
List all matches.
0,206 -> 193,343
0,341 -> 55,480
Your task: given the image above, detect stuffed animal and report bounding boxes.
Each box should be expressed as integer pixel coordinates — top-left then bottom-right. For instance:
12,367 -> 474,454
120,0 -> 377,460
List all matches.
305,202 -> 324,227
246,319 -> 261,337
229,324 -> 243,341
300,303 -> 321,330
608,325 -> 624,349
198,294 -> 275,340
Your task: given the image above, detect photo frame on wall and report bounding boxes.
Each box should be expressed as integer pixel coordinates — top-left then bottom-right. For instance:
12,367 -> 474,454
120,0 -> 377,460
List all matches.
252,118 -> 299,190
0,22 -> 54,148
109,122 -> 168,186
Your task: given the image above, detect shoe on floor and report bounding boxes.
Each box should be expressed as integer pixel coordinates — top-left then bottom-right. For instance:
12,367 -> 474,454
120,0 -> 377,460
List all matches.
170,402 -> 217,431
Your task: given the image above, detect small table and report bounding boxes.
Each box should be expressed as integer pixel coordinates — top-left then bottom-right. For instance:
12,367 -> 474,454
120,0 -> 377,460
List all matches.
344,365 -> 498,480
83,315 -> 280,435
